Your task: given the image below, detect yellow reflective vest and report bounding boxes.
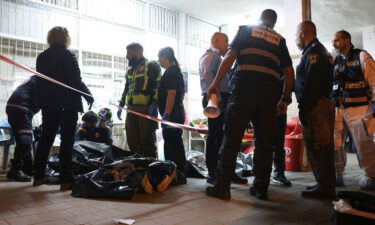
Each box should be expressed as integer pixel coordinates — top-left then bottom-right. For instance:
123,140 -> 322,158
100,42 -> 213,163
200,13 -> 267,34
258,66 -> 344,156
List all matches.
119,59 -> 161,107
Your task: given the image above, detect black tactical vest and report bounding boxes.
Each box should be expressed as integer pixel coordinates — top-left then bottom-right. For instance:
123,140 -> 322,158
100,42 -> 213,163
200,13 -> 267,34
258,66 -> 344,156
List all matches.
332,48 -> 369,108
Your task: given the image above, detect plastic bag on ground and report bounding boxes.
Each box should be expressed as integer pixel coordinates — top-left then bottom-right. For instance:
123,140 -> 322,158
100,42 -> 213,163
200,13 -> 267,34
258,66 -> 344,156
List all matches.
147,161 -> 177,192
71,157 -> 177,199
46,141 -> 135,178
72,157 -> 156,199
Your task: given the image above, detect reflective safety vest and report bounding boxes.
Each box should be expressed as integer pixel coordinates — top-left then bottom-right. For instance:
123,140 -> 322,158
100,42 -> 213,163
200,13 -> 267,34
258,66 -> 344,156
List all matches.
236,24 -> 285,81
332,48 -> 369,108
125,60 -> 152,106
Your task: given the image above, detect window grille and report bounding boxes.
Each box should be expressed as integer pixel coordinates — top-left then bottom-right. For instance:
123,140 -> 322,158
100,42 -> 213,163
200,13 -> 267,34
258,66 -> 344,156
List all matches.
186,15 -> 219,48
82,51 -> 113,79
149,4 -> 178,37
114,56 -> 127,81
34,0 -> 78,10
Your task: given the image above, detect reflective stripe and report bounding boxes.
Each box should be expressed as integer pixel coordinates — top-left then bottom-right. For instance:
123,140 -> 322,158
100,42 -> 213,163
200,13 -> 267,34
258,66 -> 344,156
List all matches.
240,48 -> 280,66
238,64 -> 280,80
6,104 -> 34,113
251,28 -> 281,45
344,96 -> 368,103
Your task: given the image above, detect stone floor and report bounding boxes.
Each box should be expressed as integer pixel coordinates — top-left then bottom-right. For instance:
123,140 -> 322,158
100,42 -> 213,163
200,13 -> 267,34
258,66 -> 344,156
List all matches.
0,153 -> 374,225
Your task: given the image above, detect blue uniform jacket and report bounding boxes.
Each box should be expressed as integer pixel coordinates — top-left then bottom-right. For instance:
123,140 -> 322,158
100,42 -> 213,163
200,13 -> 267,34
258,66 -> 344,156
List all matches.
295,39 -> 334,110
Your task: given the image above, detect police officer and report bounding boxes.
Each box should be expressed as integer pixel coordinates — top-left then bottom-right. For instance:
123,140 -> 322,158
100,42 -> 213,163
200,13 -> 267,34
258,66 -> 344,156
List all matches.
205,9 -> 295,200
6,76 -> 38,182
295,21 -> 336,199
332,30 -> 375,190
118,43 -> 161,158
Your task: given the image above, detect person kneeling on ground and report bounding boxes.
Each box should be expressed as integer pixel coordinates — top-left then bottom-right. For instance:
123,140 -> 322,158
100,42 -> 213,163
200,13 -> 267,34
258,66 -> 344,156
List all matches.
75,110 -> 113,145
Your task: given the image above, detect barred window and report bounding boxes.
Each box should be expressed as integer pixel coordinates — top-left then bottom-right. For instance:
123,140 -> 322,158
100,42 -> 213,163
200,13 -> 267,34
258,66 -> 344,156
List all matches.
35,0 -> 78,10
82,51 -> 113,79
186,15 -> 219,48
80,0 -> 146,29
149,4 -> 178,37
0,37 -> 47,81
114,56 -> 127,81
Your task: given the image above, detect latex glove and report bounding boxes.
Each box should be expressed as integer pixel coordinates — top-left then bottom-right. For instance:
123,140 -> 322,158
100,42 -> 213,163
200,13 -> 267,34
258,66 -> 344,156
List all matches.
117,108 -> 123,120
85,96 -> 94,110
161,113 -> 170,129
148,104 -> 158,117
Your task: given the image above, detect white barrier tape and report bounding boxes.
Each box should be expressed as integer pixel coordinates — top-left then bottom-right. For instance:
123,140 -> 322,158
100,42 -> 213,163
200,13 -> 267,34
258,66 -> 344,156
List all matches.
0,54 -> 208,134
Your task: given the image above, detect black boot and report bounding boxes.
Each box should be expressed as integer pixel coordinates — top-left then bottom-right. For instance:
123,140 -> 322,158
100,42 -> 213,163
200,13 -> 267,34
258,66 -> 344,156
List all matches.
231,173 -> 248,184
249,187 -> 268,200
301,186 -> 336,199
206,182 -> 231,200
7,168 -> 31,182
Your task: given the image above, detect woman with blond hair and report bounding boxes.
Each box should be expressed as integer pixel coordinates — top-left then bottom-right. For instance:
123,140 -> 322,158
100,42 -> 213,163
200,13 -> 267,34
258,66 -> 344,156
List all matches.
33,26 -> 94,191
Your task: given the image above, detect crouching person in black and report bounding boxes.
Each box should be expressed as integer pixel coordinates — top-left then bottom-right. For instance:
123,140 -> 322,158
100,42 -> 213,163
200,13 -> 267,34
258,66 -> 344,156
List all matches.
75,110 -> 113,145
6,76 -> 39,182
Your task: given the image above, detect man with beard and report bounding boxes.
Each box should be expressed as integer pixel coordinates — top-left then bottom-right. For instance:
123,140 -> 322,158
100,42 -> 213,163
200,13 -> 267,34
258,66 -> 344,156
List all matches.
295,21 -> 336,199
332,30 -> 375,190
118,43 -> 161,158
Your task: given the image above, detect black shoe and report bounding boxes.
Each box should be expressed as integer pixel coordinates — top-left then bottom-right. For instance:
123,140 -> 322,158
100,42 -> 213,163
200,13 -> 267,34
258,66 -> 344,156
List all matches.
60,183 -> 72,192
231,173 -> 248,184
272,176 -> 292,186
305,184 -> 318,190
206,175 -> 217,185
45,176 -> 61,185
172,171 -> 187,185
206,185 -> 231,200
33,179 -> 45,186
301,186 -> 335,199
7,168 -> 31,182
241,169 -> 254,177
249,187 -> 268,200
22,169 -> 34,177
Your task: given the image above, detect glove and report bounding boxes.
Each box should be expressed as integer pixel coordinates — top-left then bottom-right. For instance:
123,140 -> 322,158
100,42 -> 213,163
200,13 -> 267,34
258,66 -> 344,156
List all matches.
85,96 -> 94,110
161,113 -> 170,129
117,108 -> 123,120
148,104 -> 158,117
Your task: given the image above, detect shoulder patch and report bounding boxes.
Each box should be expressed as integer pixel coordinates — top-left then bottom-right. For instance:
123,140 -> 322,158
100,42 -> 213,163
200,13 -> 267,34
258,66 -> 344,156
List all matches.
308,53 -> 319,64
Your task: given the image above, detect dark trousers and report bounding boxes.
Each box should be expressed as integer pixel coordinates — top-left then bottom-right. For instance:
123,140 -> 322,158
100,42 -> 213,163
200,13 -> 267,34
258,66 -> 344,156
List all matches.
217,82 -> 280,191
34,108 -> 78,183
202,93 -> 230,177
273,114 -> 287,178
125,105 -> 157,158
299,99 -> 335,192
7,111 -> 33,171
163,128 -> 186,174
